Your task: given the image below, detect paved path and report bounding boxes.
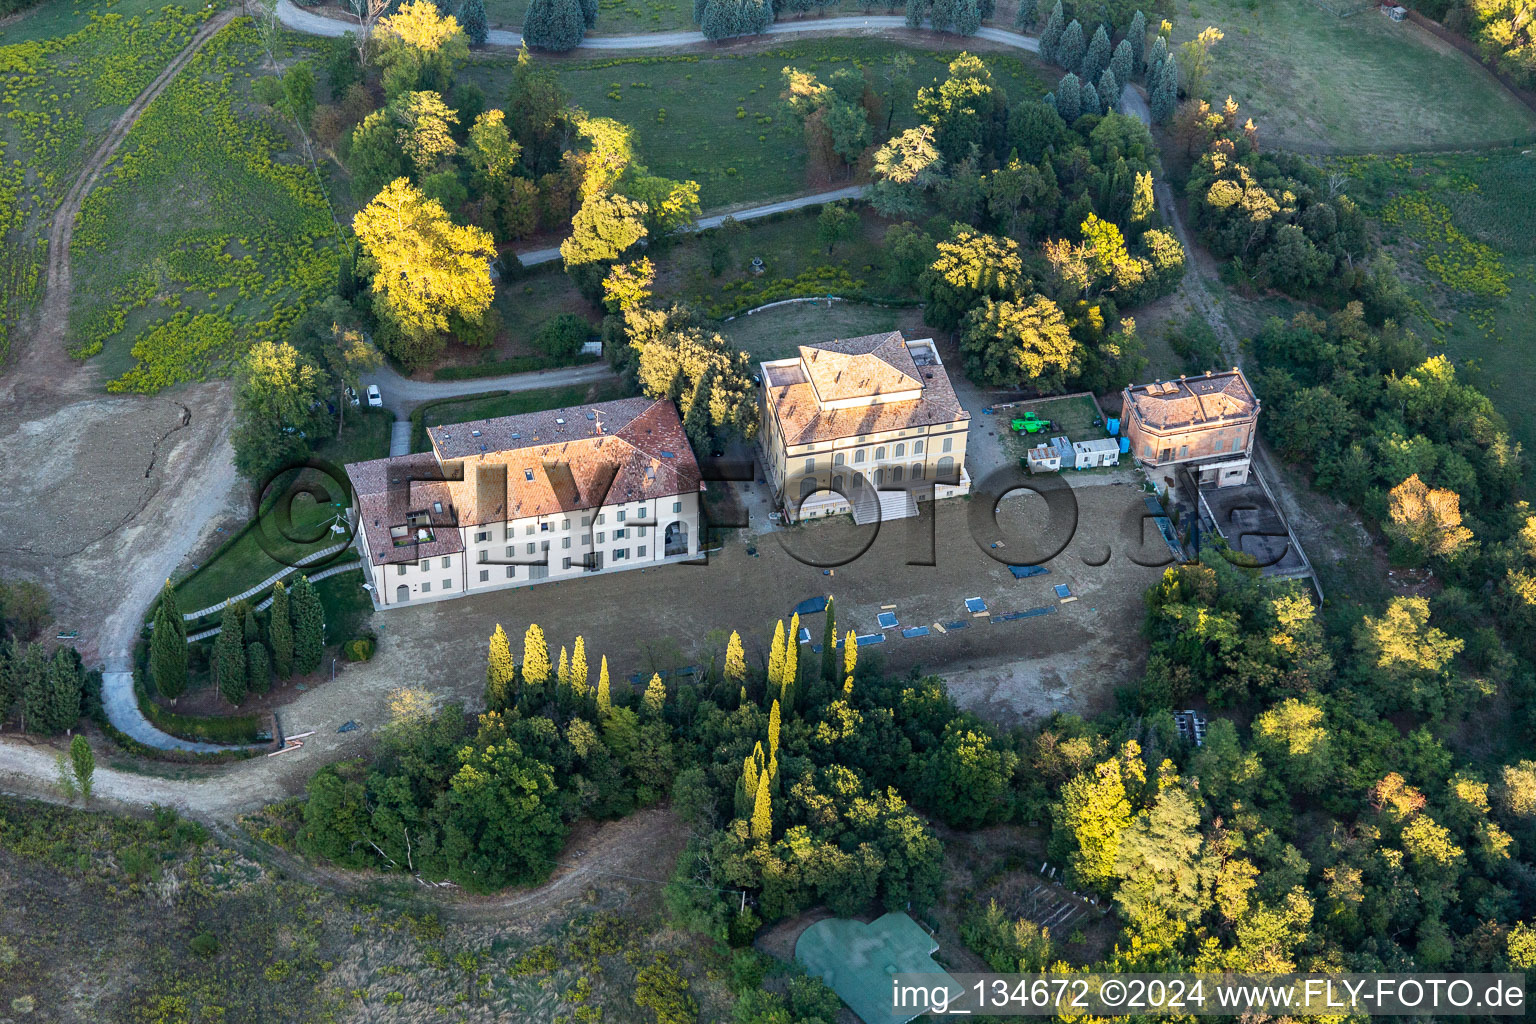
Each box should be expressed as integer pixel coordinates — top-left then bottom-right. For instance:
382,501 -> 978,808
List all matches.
181,542 -> 349,621
362,360 -> 618,418
389,420 -> 411,456
274,3 -> 1043,52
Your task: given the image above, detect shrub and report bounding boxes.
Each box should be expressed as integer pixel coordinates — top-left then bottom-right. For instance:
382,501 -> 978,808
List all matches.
532,313 -> 594,358
343,636 -> 377,662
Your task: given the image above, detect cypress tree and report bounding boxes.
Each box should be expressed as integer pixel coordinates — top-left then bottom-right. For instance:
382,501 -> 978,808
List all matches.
247,641 -> 271,696
1056,71 -> 1081,122
1098,69 -> 1120,110
750,770 -> 772,842
521,623 -> 551,690
954,0 -> 982,35
820,598 -> 837,682
1044,91 -> 1058,114
783,613 -> 800,698
580,0 -> 597,25
768,699 -> 781,759
45,648 -> 84,735
694,0 -> 708,23
460,0 -> 488,44
1081,80 -> 1101,117
268,580 -> 293,680
558,646 -> 570,689
150,583 -> 188,703
1082,23 -> 1111,82
1110,38 -> 1134,91
1056,19 -> 1084,72
1039,0 -> 1064,63
596,656 -> 611,714
486,624 -> 517,711
70,733 -> 94,802
904,0 -> 925,29
214,605 -> 246,706
738,755 -> 757,818
843,629 -> 858,691
0,640 -> 15,727
766,620 -> 785,695
1128,9 -> 1148,72
571,636 -> 589,698
18,643 -> 48,734
742,0 -> 771,33
1151,56 -> 1178,122
1013,0 -> 1037,30
1145,34 -> 1168,82
524,0 -> 585,52
643,673 -> 666,717
290,575 -> 324,676
724,630 -> 746,685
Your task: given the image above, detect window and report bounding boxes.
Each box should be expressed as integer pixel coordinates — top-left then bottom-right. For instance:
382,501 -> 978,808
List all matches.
596,514 -> 606,525
614,528 -> 627,540
854,449 -> 866,464
419,560 -> 429,571
637,507 -> 647,518
475,530 -> 489,542
524,468 -> 534,482
442,579 -> 451,590
530,564 -> 549,580
1213,437 -> 1225,453
638,545 -> 647,556
505,525 -> 515,540
638,525 -> 647,537
582,533 -> 591,544
478,551 -> 488,563
562,557 -> 572,570
875,446 -> 886,460
833,452 -> 845,466
506,546 -> 515,559
894,443 -> 905,457
581,515 -> 591,526
804,457 -> 815,474
913,440 -> 924,455
562,537 -> 571,549
1144,443 -> 1153,458
540,522 -> 550,532
1179,445 -> 1188,458
505,566 -> 516,579
912,463 -> 923,480
422,581 -> 431,593
526,542 -> 536,554
614,548 -> 628,561
479,569 -> 489,582
441,557 -> 451,569
525,524 -> 535,536
942,437 -> 953,453
617,510 -> 626,523
596,532 -> 605,543
672,501 -> 681,513
397,565 -> 407,576
561,519 -> 570,530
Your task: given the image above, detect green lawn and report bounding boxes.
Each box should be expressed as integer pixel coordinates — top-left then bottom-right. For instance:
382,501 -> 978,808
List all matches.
464,40 -> 1049,209
722,298 -> 902,361
68,22 -> 340,392
1167,0 -> 1536,152
410,379 -> 633,451
1340,148 -> 1536,478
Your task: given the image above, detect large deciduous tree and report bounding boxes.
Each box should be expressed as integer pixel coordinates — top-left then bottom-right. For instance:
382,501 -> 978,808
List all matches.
919,229 -> 1027,331
231,341 -> 326,482
959,294 -> 1076,390
869,125 -> 944,218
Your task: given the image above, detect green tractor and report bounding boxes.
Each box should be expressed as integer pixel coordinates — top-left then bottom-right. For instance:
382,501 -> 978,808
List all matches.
1010,412 -> 1053,435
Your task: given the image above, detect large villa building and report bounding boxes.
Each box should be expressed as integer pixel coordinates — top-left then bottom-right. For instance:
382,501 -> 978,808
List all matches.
758,332 -> 971,523
345,397 -> 702,608
1120,368 -> 1259,487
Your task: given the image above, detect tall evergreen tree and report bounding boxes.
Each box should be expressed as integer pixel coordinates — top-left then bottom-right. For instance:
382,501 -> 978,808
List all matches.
1056,71 -> 1082,122
1145,33 -> 1168,83
70,733 -> 94,802
767,620 -> 786,694
954,0 -> 982,35
768,699 -> 781,759
460,0 -> 489,44
1128,9 -> 1148,71
486,624 -> 517,711
643,674 -> 666,718
523,0 -> 586,51
150,583 -> 189,703
17,643 -> 48,734
1110,38 -> 1134,91
1098,69 -> 1120,109
290,575 -> 325,676
904,0 -> 925,29
1082,23 -> 1111,82
0,640 -> 15,727
1039,0 -> 1064,63
1013,0 -> 1037,30
248,641 -> 272,696
783,613 -> 800,702
522,623 -> 551,691
741,753 -> 759,819
597,655 -> 612,714
1081,80 -> 1101,117
1056,19 -> 1085,72
724,630 -> 746,685
750,770 -> 772,842
571,636 -> 589,698
820,598 -> 837,682
215,605 -> 247,706
558,645 -> 570,689
1150,56 -> 1178,122
44,648 -> 84,735
269,580 -> 294,680
843,629 -> 858,691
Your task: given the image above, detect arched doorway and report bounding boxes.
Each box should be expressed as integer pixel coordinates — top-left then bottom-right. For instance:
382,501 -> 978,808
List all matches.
665,521 -> 688,555
396,584 -> 410,603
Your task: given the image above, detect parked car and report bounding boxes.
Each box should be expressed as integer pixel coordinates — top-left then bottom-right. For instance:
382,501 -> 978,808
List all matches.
345,386 -> 361,407
366,384 -> 382,408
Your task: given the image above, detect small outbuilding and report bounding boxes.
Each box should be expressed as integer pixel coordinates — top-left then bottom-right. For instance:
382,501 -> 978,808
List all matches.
1072,437 -> 1121,469
1025,444 -> 1062,474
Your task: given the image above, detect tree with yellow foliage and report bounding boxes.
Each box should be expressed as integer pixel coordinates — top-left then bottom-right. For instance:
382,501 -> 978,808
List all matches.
597,655 -> 611,714
723,630 -> 746,685
376,1 -> 468,98
1386,474 -> 1474,560
570,636 -> 589,698
750,770 -> 773,842
521,623 -> 551,690
353,178 -> 495,369
485,624 -> 517,712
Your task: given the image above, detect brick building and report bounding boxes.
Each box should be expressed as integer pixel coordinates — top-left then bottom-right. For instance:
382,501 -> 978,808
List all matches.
1120,368 -> 1259,487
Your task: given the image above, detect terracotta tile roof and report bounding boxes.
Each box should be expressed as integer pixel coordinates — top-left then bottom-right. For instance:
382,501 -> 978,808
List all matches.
346,452 -> 466,565
346,398 -> 700,565
1124,369 -> 1257,430
766,334 -> 968,447
798,331 -> 922,403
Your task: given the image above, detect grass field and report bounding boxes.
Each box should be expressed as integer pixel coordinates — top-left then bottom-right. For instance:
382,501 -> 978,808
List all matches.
0,0 -> 213,364
1166,0 -> 1536,152
1339,148 -> 1536,476
723,297 -> 902,360
465,40 -> 1049,209
410,378 -> 633,451
68,21 -> 340,392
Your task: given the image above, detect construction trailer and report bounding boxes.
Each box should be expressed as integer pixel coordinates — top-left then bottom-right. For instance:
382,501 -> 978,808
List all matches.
1072,437 -> 1121,469
1025,444 -> 1062,474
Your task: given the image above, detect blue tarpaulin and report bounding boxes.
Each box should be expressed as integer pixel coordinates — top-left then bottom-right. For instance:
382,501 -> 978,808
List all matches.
1009,565 -> 1050,579
901,626 -> 930,638
798,627 -> 811,643
877,612 -> 899,629
942,620 -> 969,631
793,596 -> 829,616
1053,584 -> 1073,599
855,633 -> 885,646
965,597 -> 988,613
994,606 -> 1056,622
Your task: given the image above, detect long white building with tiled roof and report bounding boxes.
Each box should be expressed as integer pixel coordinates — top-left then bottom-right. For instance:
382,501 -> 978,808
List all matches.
345,397 -> 703,608
759,332 -> 971,524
